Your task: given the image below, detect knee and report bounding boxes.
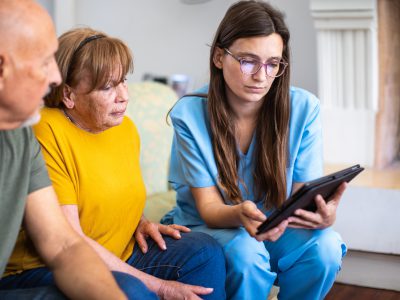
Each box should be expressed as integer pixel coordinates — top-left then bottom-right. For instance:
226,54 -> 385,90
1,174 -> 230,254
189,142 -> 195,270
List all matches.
309,230 -> 346,274
179,232 -> 225,269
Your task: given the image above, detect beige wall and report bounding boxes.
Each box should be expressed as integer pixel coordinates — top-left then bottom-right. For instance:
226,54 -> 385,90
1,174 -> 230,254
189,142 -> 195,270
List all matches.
38,0 -> 319,95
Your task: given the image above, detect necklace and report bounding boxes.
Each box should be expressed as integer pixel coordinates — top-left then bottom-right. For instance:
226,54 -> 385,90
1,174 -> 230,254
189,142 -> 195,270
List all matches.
62,108 -> 97,134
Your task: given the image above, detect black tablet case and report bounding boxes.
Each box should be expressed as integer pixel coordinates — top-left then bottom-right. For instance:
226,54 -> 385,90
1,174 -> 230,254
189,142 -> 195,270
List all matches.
256,164 -> 364,234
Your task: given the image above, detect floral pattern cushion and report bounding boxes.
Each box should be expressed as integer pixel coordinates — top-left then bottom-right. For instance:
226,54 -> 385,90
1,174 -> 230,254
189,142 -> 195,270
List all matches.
126,81 -> 179,196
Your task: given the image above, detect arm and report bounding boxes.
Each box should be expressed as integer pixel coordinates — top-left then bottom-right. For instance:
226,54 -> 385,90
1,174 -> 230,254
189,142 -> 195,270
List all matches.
24,186 -> 126,300
61,205 -> 212,299
191,186 -> 288,242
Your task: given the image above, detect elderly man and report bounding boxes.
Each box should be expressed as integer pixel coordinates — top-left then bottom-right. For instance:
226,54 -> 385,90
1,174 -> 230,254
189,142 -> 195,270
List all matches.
0,0 -> 157,299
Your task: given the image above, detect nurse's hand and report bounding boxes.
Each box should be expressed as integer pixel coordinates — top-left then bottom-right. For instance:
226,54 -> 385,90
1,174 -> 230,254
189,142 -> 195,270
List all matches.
288,182 -> 347,229
255,219 -> 289,242
237,201 -> 288,242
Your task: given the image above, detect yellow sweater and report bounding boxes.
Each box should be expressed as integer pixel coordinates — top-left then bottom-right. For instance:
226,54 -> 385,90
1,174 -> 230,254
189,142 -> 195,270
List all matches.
5,108 -> 146,276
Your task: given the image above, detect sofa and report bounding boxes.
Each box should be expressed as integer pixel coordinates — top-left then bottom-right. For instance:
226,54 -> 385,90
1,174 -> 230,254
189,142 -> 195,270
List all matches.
125,81 -> 279,300
125,81 -> 177,221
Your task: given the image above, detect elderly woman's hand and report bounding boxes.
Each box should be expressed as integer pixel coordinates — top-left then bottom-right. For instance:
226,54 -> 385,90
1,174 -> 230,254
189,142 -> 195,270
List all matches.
134,216 -> 191,253
288,182 -> 347,229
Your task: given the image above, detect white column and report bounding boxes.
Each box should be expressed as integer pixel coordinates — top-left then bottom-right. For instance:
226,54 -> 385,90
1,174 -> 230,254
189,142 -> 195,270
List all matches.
310,0 -> 378,167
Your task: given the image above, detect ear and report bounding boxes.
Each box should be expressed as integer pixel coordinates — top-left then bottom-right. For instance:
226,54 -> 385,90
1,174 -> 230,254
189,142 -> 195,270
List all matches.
213,47 -> 225,70
62,85 -> 75,109
0,55 -> 6,90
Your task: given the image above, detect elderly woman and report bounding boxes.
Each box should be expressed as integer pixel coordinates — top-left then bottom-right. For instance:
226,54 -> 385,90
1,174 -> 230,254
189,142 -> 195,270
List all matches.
4,28 -> 226,300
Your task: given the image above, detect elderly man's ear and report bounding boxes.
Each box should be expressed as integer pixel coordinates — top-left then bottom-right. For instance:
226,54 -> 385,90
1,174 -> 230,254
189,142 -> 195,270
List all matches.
62,85 -> 75,109
0,55 -> 5,90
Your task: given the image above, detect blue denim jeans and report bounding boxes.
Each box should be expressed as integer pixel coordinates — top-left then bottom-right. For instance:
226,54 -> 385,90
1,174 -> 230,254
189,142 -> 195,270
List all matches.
0,232 -> 226,300
0,286 -> 67,300
0,271 -> 157,300
126,231 -> 226,300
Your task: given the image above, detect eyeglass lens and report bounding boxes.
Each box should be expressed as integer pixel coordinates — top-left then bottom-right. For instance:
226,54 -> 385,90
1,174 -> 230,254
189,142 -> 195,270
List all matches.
240,60 -> 286,77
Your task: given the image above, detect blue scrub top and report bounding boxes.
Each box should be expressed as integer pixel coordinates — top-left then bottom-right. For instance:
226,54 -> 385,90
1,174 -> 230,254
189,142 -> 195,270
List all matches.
168,86 -> 323,226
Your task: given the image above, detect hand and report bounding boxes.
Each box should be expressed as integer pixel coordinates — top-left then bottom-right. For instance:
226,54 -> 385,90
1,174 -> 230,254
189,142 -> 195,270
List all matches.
157,280 -> 213,300
288,182 -> 347,229
237,201 -> 288,242
255,219 -> 289,242
134,217 -> 191,253
234,201 -> 281,241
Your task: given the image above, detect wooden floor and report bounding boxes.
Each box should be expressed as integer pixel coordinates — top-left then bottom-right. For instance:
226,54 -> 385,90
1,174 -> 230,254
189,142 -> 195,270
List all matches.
325,283 -> 400,300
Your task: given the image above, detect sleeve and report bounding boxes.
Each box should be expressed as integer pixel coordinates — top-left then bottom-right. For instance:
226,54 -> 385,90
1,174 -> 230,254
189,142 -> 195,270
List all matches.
292,99 -> 324,182
169,106 -> 217,188
33,121 -> 78,205
28,128 -> 52,194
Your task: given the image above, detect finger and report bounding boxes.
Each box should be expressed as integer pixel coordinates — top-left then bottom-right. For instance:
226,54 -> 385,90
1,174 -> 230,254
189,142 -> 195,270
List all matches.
288,222 -> 315,229
268,228 -> 286,242
245,224 -> 260,238
288,216 -> 319,228
148,229 -> 167,250
158,225 -> 182,239
289,215 -> 320,225
293,208 -> 321,223
187,285 -> 213,295
315,195 -> 328,215
256,225 -> 280,239
243,207 -> 266,222
256,220 -> 288,241
241,201 -> 267,221
329,182 -> 347,203
135,232 -> 149,253
169,224 -> 191,233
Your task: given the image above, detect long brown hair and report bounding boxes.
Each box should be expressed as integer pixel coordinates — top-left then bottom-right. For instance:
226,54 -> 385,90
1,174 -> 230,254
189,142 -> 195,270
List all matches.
209,0 -> 291,208
45,27 -> 133,107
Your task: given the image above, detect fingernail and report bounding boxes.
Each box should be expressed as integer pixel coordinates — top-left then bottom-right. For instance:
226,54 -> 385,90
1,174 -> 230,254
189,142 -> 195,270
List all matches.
176,233 -> 181,238
162,244 -> 167,250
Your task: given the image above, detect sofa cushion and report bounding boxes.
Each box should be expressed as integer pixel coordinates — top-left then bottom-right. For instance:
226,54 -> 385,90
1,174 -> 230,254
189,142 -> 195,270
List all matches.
126,81 -> 178,195
144,190 -> 176,223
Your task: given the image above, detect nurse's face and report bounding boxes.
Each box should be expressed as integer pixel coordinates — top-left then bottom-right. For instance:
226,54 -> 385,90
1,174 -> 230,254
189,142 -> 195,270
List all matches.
213,34 -> 284,107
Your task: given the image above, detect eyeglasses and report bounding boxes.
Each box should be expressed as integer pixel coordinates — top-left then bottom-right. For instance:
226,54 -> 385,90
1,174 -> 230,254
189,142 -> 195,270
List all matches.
224,48 -> 288,78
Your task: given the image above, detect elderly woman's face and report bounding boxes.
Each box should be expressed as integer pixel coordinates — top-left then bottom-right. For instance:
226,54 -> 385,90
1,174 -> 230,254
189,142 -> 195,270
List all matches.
68,70 -> 129,133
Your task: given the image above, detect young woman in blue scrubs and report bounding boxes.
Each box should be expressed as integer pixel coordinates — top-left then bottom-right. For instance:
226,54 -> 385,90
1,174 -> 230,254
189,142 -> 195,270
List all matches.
163,1 -> 347,299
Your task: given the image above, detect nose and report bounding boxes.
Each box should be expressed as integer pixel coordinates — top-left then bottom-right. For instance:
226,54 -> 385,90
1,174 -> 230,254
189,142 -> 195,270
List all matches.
115,81 -> 129,103
252,64 -> 268,81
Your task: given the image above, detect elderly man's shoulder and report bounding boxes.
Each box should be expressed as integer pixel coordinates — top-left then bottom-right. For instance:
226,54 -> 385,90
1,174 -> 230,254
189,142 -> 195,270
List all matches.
0,126 -> 35,148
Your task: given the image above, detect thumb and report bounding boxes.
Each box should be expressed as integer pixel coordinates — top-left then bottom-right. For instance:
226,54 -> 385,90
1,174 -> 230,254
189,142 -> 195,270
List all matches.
242,201 -> 266,222
188,285 -> 213,295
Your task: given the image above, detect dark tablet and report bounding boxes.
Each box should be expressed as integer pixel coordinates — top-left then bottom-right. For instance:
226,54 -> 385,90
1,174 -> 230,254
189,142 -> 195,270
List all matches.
256,164 -> 364,235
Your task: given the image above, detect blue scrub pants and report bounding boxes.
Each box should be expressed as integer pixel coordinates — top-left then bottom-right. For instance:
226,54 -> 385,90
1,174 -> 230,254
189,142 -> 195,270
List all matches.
0,232 -> 226,300
191,225 -> 346,300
